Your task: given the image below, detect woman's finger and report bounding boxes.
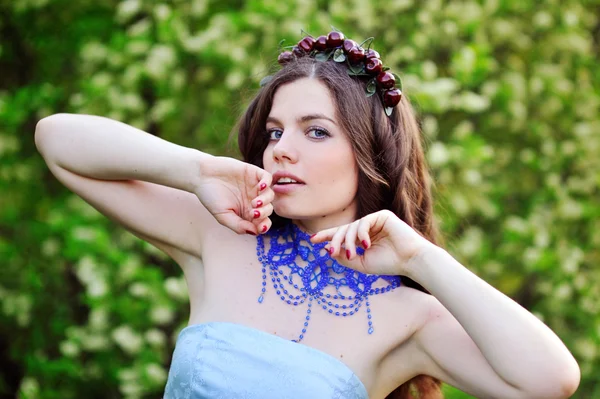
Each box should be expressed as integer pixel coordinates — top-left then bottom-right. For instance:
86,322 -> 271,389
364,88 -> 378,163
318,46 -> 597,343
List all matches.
327,224 -> 349,258
310,226 -> 339,244
255,168 -> 273,194
252,204 -> 273,230
215,211 -> 257,235
252,188 -> 275,208
357,216 -> 372,249
344,221 -> 360,260
260,203 -> 274,218
256,216 -> 272,234
250,205 -> 270,221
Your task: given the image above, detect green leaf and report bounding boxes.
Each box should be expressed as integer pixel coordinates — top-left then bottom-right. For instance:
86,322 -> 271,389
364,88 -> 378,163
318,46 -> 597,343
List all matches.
259,75 -> 273,87
348,63 -> 364,75
366,79 -> 377,96
385,107 -> 393,116
333,48 -> 346,62
314,51 -> 331,62
382,66 -> 390,71
392,73 -> 403,90
347,70 -> 371,77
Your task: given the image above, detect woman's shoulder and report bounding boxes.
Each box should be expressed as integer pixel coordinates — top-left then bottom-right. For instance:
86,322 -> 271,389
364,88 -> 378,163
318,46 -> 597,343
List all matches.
382,283 -> 434,329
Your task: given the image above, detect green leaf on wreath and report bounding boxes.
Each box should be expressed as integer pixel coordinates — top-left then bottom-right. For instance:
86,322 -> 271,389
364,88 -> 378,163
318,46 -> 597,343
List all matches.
315,51 -> 330,62
366,79 -> 377,97
333,48 -> 346,62
392,73 -> 403,90
348,63 -> 364,75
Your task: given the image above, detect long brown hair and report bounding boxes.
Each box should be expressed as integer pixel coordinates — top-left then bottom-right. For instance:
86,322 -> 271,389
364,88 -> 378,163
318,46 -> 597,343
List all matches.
236,57 -> 443,399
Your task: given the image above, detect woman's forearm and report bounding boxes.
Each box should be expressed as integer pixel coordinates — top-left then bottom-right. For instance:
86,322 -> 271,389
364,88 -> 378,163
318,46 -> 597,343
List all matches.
35,113 -> 211,192
407,245 -> 580,391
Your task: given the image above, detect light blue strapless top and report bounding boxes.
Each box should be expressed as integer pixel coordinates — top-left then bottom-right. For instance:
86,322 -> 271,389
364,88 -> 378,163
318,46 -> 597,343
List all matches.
163,322 -> 369,399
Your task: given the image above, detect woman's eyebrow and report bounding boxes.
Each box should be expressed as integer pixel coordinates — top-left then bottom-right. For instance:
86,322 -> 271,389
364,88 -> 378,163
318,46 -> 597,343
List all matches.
266,113 -> 337,126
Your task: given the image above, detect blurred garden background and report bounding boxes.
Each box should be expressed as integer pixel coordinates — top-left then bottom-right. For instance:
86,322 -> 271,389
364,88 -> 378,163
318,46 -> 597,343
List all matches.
1,0 -> 599,398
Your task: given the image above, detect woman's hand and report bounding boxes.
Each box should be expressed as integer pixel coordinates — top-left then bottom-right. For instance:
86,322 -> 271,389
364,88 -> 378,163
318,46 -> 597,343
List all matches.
194,155 -> 274,235
310,210 -> 435,275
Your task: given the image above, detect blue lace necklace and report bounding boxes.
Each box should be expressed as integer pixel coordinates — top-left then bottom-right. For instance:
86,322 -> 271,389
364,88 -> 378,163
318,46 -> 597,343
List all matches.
256,222 -> 402,343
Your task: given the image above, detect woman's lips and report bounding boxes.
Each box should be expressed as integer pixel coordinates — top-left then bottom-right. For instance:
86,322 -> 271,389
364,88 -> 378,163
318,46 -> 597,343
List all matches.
272,183 -> 305,194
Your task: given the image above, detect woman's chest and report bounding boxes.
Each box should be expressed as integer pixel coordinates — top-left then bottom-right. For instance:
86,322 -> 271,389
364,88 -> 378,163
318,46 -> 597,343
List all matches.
185,232 -> 422,395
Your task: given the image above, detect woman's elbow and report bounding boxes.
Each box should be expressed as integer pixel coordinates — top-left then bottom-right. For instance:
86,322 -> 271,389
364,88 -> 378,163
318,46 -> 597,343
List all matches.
34,113 -> 74,158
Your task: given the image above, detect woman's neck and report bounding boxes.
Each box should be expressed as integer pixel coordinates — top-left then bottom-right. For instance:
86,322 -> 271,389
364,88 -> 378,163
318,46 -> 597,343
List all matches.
292,212 -> 356,235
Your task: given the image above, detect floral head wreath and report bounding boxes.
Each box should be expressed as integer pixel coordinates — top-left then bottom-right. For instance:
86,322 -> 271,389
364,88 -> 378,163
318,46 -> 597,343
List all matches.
261,30 -> 403,117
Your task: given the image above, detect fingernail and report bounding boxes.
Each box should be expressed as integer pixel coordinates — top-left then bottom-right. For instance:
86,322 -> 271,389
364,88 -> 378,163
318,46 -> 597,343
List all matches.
346,249 -> 351,260
329,247 -> 335,255
310,234 -> 316,239
253,210 -> 260,219
260,183 -> 267,191
256,200 -> 263,207
246,230 -> 256,236
262,225 -> 268,233
362,240 -> 369,249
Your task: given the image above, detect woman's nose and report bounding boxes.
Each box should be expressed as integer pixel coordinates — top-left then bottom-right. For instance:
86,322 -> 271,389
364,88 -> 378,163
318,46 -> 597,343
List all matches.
272,131 -> 298,163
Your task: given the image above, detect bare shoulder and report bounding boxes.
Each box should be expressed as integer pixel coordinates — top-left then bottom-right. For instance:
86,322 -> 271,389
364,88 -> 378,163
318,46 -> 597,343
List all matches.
383,284 -> 435,330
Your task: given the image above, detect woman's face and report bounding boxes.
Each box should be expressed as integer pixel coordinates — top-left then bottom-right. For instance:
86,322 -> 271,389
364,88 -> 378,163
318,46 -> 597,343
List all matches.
263,78 -> 359,231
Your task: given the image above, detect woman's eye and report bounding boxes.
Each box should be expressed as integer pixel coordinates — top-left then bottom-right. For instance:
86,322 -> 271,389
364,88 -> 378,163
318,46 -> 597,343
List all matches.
307,128 -> 330,139
268,129 -> 283,140
267,127 -> 329,140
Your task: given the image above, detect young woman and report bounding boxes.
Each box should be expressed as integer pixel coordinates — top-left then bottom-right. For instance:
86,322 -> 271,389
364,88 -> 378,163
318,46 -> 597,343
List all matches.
35,32 -> 580,399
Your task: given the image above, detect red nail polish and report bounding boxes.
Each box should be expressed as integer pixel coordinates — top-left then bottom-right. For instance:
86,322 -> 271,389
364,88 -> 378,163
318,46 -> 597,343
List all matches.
256,200 -> 263,207
253,210 -> 260,219
346,249 -> 351,260
262,225 -> 268,233
310,234 -> 316,239
329,247 -> 335,255
260,183 -> 267,191
246,230 -> 256,236
362,240 -> 369,249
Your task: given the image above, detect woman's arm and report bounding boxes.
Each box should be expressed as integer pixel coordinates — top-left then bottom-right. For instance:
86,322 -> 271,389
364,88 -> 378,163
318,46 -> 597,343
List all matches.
408,245 -> 580,399
36,113 -> 206,190
310,210 -> 580,399
35,114 -> 236,266
36,113 -> 274,262
36,113 -> 217,261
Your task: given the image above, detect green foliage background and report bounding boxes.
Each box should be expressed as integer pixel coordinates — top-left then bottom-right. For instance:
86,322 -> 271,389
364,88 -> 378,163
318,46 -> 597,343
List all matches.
1,0 -> 599,398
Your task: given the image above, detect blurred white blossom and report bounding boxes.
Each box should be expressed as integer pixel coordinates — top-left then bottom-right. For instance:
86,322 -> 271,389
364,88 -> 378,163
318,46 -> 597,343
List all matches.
112,325 -> 143,355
